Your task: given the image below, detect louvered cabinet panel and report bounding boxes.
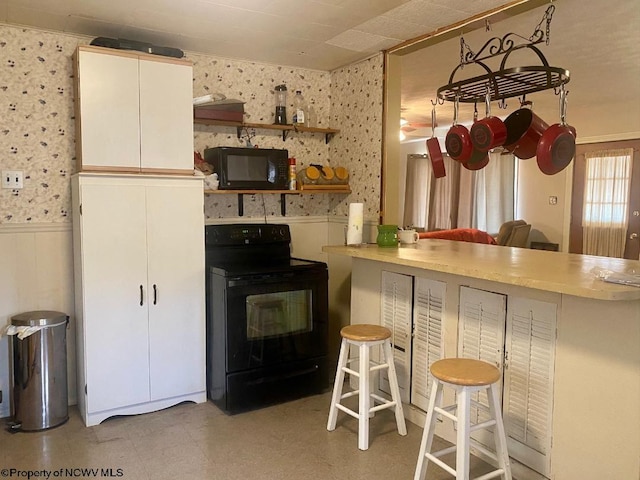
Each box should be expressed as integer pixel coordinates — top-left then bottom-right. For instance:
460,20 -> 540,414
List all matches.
503,297 -> 556,477
379,271 -> 413,403
411,277 -> 445,411
458,286 -> 507,426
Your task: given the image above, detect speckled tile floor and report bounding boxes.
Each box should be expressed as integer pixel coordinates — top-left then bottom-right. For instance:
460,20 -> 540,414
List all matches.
0,392 -> 498,480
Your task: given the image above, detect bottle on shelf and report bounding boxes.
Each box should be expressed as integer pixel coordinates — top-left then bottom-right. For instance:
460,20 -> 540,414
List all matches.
288,157 -> 297,190
274,84 -> 287,125
292,90 -> 307,127
306,104 -> 317,128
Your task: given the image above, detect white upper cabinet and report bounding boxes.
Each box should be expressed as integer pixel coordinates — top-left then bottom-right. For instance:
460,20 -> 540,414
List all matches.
139,58 -> 194,172
74,46 -> 193,174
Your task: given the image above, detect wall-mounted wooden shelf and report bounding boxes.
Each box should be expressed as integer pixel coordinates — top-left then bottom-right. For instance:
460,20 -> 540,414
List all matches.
194,118 -> 340,143
204,187 -> 351,216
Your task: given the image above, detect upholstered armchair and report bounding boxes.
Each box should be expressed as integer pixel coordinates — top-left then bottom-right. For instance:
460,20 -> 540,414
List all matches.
495,220 -> 531,248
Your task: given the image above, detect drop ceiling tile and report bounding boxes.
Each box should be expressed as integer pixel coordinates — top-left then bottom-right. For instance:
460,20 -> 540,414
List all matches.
342,0 -> 412,17
198,0 -> 279,12
325,29 -> 397,53
296,42 -> 367,70
426,0 -> 508,16
384,0 -> 466,29
353,15 -> 427,40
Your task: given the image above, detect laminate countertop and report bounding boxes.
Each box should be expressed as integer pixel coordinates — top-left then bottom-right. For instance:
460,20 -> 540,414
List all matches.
323,240 -> 640,301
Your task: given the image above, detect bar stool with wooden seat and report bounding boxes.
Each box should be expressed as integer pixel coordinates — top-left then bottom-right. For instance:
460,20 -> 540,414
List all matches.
327,324 -> 407,450
414,358 -> 512,480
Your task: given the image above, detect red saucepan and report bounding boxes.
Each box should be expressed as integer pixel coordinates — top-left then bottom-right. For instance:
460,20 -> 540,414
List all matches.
503,101 -> 549,159
445,97 -> 473,162
537,87 -> 577,175
462,104 -> 488,169
426,107 -> 446,178
470,89 -> 507,152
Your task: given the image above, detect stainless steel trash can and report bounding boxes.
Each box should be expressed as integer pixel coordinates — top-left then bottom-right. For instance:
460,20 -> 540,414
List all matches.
9,310 -> 69,431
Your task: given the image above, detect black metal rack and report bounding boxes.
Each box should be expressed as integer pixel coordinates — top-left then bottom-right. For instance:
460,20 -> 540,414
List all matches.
436,5 -> 569,105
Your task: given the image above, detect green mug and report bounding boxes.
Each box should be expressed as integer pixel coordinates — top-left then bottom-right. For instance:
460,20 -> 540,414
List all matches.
376,224 -> 399,247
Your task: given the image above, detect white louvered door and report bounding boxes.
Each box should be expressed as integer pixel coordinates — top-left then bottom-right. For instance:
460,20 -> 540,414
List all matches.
458,287 -> 557,476
503,297 -> 556,477
379,271 -> 413,403
458,286 -> 507,447
411,277 -> 445,411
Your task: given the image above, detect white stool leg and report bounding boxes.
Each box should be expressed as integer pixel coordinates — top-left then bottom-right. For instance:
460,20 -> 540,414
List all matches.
383,339 -> 407,436
327,338 -> 349,431
456,386 -> 471,480
414,379 -> 443,480
358,341 -> 371,450
487,383 -> 512,480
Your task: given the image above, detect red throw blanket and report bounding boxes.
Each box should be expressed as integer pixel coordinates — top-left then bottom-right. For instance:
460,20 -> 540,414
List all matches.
418,228 -> 497,245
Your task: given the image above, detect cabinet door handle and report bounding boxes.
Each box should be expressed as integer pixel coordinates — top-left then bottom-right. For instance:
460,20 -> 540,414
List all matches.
153,284 -> 158,305
139,285 -> 144,306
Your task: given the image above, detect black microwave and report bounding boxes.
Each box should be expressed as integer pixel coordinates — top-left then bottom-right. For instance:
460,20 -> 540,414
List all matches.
204,147 -> 289,190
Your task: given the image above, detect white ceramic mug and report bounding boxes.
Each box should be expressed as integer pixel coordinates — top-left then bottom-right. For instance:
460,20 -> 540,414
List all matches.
398,229 -> 419,244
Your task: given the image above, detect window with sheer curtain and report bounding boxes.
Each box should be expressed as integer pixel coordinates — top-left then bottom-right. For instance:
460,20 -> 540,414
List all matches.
581,148 -> 633,257
403,151 -> 515,234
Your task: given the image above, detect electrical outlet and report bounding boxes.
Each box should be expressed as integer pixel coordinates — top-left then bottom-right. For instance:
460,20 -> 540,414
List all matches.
2,170 -> 24,189
549,196 -> 557,205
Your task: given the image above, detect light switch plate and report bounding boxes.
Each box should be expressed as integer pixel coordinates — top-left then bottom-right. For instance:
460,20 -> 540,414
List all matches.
2,170 -> 24,189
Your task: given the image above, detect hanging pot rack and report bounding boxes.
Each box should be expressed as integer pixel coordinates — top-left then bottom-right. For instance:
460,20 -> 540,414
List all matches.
436,5 -> 570,104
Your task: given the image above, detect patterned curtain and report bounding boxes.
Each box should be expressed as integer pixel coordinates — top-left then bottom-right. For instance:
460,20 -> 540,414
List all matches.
582,148 -> 633,257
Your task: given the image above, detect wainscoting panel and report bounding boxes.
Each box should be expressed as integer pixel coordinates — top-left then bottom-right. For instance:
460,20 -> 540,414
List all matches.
0,216 -> 362,420
0,223 -> 75,418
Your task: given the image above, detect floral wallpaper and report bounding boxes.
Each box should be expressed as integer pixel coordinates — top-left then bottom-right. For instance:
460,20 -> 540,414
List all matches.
0,23 -> 384,224
330,54 -> 384,221
0,26 -> 78,223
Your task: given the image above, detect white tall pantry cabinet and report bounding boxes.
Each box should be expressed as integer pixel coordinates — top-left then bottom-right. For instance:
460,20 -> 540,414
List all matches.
72,175 -> 206,426
71,45 -> 205,426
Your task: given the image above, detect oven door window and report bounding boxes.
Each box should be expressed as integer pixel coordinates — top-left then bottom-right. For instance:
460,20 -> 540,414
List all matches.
222,269 -> 328,373
246,290 -> 312,340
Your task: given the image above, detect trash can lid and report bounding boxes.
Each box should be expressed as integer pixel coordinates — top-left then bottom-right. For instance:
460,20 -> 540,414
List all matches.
11,310 -> 68,327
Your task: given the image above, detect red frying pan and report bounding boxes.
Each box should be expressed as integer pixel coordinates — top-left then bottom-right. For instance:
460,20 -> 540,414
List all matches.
462,149 -> 489,170
464,103 -> 488,169
537,86 -> 576,175
427,107 -> 446,178
445,97 -> 473,162
470,89 -> 507,152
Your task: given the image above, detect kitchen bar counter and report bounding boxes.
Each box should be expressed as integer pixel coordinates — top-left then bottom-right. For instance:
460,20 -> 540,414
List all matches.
323,240 -> 640,300
323,240 -> 640,480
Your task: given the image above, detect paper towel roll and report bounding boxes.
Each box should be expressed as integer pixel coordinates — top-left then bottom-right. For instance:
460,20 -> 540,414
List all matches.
346,203 -> 364,245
